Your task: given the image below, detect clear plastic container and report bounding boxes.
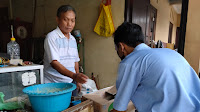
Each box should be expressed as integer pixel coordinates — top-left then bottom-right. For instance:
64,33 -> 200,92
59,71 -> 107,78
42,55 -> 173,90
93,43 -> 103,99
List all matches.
7,37 -> 20,59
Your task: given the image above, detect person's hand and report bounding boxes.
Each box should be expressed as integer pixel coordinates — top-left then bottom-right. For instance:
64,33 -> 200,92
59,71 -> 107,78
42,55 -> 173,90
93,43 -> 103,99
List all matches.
73,73 -> 88,84
76,82 -> 82,92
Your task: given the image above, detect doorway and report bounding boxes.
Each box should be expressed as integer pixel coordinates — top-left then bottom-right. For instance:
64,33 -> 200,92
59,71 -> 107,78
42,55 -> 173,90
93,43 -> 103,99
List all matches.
125,0 -> 189,56
168,22 -> 173,43
124,0 -> 150,39
175,27 -> 180,49
147,4 -> 157,47
124,0 -> 157,46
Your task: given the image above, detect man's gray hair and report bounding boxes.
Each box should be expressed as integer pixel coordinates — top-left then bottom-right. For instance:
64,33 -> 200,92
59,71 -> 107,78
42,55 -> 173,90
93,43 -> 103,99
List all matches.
57,5 -> 76,17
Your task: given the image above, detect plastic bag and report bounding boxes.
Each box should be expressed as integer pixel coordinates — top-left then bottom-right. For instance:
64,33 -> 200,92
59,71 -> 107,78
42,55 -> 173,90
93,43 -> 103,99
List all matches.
0,92 -> 25,110
78,79 -> 98,96
94,0 -> 115,37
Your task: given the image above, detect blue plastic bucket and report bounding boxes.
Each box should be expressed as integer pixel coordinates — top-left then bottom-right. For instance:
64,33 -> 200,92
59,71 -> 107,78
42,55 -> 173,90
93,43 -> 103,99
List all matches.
23,83 -> 76,112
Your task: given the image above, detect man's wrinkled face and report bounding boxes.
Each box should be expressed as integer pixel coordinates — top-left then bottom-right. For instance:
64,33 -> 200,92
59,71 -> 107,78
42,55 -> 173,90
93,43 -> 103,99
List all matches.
57,10 -> 75,34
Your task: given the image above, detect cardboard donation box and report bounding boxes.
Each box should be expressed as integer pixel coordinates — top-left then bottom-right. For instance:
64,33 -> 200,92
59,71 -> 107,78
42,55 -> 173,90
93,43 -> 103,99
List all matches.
83,86 -> 136,112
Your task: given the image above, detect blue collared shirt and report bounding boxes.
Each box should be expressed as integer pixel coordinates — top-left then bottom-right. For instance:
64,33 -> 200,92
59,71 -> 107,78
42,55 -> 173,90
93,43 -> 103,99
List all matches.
113,43 -> 200,112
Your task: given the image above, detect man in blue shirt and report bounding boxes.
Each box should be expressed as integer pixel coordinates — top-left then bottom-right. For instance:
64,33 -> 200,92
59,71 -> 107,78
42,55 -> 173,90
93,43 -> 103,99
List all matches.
111,22 -> 200,112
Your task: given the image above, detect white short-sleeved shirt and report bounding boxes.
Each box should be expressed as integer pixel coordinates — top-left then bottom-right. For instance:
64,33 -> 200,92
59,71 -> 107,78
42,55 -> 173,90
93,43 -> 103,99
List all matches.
43,27 -> 80,83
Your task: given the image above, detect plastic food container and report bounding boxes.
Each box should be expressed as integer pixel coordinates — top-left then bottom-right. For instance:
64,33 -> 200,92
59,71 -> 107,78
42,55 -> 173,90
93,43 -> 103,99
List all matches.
23,83 -> 76,112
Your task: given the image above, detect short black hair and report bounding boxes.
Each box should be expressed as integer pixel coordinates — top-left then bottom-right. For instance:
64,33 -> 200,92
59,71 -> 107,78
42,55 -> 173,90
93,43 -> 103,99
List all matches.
57,5 -> 76,17
114,22 -> 145,48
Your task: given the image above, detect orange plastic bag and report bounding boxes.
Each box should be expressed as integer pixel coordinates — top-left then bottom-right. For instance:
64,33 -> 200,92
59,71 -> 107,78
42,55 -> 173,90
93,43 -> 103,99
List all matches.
94,0 -> 115,37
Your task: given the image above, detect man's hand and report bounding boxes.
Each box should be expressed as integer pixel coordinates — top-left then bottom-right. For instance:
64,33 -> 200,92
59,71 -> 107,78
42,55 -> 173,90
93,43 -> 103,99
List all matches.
73,73 -> 88,84
76,82 -> 82,92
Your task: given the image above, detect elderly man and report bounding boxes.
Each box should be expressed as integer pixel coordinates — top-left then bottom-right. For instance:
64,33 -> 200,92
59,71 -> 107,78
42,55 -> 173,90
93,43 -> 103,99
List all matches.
43,5 -> 88,91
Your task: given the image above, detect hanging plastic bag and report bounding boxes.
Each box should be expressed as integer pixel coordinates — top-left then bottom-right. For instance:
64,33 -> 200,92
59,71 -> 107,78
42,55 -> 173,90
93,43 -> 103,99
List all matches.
94,0 -> 115,37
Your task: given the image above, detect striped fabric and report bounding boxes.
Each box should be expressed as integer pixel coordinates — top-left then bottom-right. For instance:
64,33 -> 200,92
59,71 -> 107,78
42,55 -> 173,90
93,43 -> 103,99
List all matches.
43,27 -> 80,83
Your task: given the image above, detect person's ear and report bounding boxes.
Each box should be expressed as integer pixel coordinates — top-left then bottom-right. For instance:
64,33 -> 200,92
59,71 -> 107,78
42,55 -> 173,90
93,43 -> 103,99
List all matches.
119,42 -> 125,52
56,17 -> 59,24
